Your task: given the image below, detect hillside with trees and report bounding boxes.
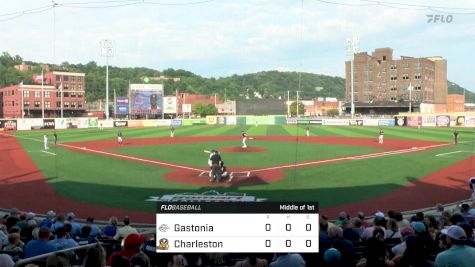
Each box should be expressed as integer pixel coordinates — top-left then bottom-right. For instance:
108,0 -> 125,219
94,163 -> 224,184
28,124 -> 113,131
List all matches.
0,52 -> 472,103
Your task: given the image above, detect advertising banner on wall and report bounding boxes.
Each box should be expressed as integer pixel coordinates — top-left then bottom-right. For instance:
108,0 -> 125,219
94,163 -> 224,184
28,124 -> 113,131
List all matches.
465,116 -> 475,127
17,119 -> 32,130
88,118 -> 98,128
113,121 -> 128,128
349,120 -> 363,126
115,97 -> 129,115
422,116 -> 436,127
456,116 -> 465,126
98,120 -> 114,128
1,120 -> 17,130
226,116 -> 236,125
66,118 -> 79,129
55,118 -> 67,129
436,115 -> 450,127
164,96 -> 177,114
128,120 -> 144,127
30,119 -> 44,130
323,119 -> 349,126
77,118 -> 89,128
43,119 -> 55,129
378,120 -> 395,126
171,120 -> 182,126
395,116 -> 407,126
182,104 -> 191,113
406,116 -> 422,127
143,120 -> 159,127
130,84 -> 163,116
206,116 -> 217,125
363,119 -> 379,126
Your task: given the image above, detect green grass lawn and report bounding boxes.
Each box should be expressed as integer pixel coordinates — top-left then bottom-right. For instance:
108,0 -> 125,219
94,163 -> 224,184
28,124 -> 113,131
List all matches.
12,125 -> 475,211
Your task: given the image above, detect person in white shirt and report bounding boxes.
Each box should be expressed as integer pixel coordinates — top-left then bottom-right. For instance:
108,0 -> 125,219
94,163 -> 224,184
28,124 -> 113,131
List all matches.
43,134 -> 48,150
114,216 -> 138,240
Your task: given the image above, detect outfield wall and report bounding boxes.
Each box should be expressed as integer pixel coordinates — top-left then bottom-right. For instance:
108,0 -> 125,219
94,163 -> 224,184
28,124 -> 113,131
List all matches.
1,114 -> 473,131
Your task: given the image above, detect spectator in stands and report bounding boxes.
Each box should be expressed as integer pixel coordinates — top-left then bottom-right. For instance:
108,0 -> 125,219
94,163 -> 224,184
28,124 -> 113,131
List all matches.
130,252 -> 151,267
387,210 -> 397,220
328,226 -> 355,266
46,252 -> 71,267
352,218 -> 365,237
50,214 -> 65,233
372,227 -> 386,242
26,212 -> 37,227
0,224 -> 9,247
38,210 -> 56,228
457,222 -> 475,248
0,254 -> 14,267
357,212 -> 370,228
323,248 -> 342,267
415,212 -> 424,222
110,254 -> 131,267
169,254 -> 188,267
435,225 -> 475,267
423,215 -> 438,240
386,219 -> 402,240
77,225 -> 97,245
3,232 -> 23,253
394,212 -> 410,229
433,203 -> 444,222
24,227 -> 57,258
411,221 -> 437,256
84,217 -> 102,237
104,216 -> 119,239
335,211 -> 348,226
65,212 -> 81,238
361,216 -> 387,241
186,253 -> 204,267
391,227 -> 415,257
5,208 -> 20,231
356,237 -> 395,267
107,233 -> 145,265
234,254 -> 268,267
269,253 -> 305,267
49,226 -> 78,250
82,243 -> 107,267
391,236 -> 431,267
341,219 -> 360,242
114,216 -> 138,240
16,213 -> 29,232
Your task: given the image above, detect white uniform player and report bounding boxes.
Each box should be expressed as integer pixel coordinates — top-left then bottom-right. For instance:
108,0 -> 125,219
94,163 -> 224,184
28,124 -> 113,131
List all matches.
469,177 -> 475,199
241,131 -> 247,148
378,129 -> 384,144
43,134 -> 48,150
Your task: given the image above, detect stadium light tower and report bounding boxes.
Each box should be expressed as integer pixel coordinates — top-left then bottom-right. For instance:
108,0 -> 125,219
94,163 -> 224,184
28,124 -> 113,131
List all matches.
346,37 -> 359,118
100,39 -> 114,119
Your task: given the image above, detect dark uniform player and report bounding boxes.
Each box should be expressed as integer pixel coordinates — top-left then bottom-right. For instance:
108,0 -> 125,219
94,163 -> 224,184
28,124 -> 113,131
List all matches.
453,130 -> 459,144
209,150 -> 222,182
53,132 -> 58,145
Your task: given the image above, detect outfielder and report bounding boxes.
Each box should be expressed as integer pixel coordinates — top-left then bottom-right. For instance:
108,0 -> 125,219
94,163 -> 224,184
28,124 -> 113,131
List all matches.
241,130 -> 248,148
378,128 -> 384,144
43,134 -> 48,150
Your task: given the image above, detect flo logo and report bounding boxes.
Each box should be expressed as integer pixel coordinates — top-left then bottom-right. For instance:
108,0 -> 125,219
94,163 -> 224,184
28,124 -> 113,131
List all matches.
427,14 -> 453,23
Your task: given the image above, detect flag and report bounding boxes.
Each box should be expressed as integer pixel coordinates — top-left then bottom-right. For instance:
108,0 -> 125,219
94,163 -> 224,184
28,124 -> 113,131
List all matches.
33,74 -> 44,83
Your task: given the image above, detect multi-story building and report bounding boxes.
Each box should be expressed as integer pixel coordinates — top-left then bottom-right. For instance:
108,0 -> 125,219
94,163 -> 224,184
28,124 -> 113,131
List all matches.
447,94 -> 465,113
344,48 -> 447,114
0,71 -> 86,118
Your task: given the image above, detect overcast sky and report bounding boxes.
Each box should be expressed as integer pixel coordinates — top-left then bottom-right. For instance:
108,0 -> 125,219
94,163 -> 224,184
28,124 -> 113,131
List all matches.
1,0 -> 474,90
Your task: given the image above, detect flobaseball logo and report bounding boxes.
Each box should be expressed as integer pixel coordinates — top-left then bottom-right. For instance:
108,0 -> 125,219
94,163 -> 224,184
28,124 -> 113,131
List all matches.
427,14 -> 453,23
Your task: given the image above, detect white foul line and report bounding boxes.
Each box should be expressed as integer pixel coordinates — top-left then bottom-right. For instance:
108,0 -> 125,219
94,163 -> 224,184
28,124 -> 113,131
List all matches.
250,142 -> 451,173
435,151 -> 464,157
42,150 -> 57,156
58,143 -> 206,172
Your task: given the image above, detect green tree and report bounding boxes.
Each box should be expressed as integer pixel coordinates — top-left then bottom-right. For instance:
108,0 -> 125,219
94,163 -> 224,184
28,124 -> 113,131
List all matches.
326,108 -> 339,117
289,102 -> 305,116
192,102 -> 217,117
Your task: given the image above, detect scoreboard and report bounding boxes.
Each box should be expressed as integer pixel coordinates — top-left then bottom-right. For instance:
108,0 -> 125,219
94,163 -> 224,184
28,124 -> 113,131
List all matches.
155,202 -> 319,253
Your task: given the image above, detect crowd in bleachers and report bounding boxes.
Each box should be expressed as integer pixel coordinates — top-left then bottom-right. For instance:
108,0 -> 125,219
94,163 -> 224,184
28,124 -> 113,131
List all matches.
0,201 -> 474,267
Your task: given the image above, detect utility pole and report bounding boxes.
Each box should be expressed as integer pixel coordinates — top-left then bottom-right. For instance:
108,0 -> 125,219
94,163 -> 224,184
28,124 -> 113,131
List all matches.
100,39 -> 114,119
346,36 -> 359,118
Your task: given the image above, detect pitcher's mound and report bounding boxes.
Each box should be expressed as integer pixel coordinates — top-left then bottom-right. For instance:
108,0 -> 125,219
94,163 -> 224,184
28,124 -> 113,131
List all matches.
219,147 -> 267,153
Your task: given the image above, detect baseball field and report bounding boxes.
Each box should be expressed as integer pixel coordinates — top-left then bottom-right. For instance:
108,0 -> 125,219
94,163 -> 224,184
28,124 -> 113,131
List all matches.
1,125 -> 474,223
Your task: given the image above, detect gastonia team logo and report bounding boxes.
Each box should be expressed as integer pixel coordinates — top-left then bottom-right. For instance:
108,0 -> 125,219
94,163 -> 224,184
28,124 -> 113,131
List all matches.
157,238 -> 169,250
158,224 -> 170,232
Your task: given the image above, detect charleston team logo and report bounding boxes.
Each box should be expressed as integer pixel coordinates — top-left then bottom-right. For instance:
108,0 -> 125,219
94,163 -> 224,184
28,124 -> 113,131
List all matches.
157,238 -> 169,250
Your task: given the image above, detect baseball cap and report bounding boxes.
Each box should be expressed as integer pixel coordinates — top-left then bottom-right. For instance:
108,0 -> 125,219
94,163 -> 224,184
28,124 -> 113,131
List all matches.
400,227 -> 415,237
339,211 -> 347,219
46,210 -> 56,218
66,212 -> 75,219
123,233 -> 145,249
10,208 -> 19,215
441,225 -> 467,241
410,221 -> 426,233
324,248 -> 341,262
26,212 -> 36,219
375,211 -> 385,217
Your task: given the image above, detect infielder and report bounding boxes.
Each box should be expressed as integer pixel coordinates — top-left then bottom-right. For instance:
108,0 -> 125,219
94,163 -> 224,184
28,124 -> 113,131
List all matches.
43,134 -> 48,150
378,128 -> 384,144
241,130 -> 248,148
117,131 -> 123,145
170,126 -> 175,138
306,126 -> 310,137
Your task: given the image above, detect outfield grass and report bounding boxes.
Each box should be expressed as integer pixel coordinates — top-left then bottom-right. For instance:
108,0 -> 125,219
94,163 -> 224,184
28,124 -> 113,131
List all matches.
12,125 -> 475,211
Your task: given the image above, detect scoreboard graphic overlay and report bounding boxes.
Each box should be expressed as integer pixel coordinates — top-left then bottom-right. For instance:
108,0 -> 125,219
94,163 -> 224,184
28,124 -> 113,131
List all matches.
156,202 -> 319,253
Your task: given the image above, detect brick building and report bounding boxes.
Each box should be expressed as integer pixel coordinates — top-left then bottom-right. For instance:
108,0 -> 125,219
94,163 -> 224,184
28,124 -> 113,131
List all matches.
0,71 -> 86,118
447,94 -> 464,113
344,48 -> 447,114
